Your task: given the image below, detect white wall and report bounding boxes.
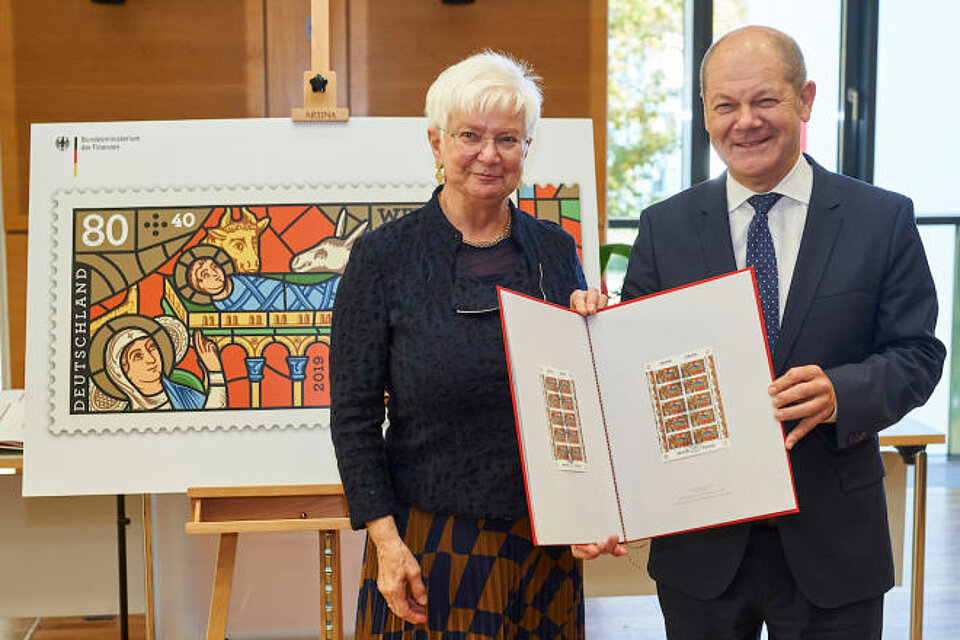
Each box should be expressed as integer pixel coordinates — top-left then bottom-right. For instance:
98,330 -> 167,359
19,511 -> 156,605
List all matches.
875,2 -> 958,448
875,1 -> 960,215
0,475 -> 145,616
0,480 -> 372,638
150,493 -> 366,639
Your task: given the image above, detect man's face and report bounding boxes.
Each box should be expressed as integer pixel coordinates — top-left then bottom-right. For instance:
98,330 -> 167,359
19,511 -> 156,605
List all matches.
190,258 -> 226,295
702,34 -> 816,192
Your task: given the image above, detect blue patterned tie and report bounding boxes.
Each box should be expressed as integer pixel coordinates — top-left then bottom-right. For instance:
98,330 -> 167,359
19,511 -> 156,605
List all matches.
746,193 -> 783,351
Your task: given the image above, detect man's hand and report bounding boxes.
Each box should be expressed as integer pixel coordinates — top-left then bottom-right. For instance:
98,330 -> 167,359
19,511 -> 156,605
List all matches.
571,535 -> 628,560
570,287 -> 608,316
367,516 -> 427,624
769,365 -> 837,450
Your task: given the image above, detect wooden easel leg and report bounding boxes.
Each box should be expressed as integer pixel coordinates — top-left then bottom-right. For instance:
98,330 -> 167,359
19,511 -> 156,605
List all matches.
319,529 -> 343,640
331,530 -> 343,640
142,494 -> 155,640
207,532 -> 239,640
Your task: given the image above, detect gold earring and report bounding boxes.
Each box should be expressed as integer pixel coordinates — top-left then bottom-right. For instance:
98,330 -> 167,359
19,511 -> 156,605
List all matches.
435,162 -> 444,184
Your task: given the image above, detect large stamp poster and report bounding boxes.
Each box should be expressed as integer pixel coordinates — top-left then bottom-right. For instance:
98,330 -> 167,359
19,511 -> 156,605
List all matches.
54,185 -> 421,433
24,116 -> 601,496
52,184 -> 585,434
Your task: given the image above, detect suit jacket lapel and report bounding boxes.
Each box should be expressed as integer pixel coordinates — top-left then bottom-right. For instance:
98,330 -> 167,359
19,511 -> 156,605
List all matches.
774,157 -> 843,372
697,176 -> 737,276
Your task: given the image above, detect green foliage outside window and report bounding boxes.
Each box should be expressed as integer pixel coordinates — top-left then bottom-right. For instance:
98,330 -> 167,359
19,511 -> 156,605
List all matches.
607,0 -> 747,221
607,0 -> 683,219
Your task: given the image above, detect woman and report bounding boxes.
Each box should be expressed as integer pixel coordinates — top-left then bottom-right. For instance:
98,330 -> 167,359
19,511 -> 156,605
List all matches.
331,52 -> 618,638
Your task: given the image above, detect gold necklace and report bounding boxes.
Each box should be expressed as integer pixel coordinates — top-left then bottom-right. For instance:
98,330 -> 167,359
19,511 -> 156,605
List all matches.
462,214 -> 512,248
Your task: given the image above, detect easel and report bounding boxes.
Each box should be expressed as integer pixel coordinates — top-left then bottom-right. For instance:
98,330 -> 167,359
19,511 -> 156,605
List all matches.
291,0 -> 349,122
185,484 -> 351,640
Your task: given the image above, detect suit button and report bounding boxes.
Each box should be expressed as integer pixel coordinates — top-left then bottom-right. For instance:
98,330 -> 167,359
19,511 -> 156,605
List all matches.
848,431 -> 867,445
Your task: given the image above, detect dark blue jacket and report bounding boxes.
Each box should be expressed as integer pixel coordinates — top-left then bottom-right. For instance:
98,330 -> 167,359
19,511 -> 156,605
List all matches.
624,156 -> 944,608
331,188 -> 587,529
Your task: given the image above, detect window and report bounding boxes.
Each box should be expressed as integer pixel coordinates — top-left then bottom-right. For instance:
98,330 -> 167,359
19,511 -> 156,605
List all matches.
875,0 -> 960,452
605,0 -> 954,450
606,0 -> 842,297
606,0 -> 686,295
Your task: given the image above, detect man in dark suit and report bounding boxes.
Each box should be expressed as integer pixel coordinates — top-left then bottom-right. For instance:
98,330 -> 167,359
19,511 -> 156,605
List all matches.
574,25 -> 944,638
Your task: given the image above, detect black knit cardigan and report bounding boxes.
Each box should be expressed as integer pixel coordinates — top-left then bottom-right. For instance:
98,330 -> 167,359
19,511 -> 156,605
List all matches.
330,188 -> 587,529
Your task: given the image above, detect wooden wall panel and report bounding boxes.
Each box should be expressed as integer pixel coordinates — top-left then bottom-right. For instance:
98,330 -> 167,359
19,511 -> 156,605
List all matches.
246,0 -> 267,117
4,231 -> 26,387
0,0 -> 266,386
589,0 -> 608,239
266,0 -> 312,117
330,0 -> 351,105
0,0 -> 21,235
5,0 -> 262,230
348,0 -> 607,224
0,0 -> 265,384
350,0 -> 593,116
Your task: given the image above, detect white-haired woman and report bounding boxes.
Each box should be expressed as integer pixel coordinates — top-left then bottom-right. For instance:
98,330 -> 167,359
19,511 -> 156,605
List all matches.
331,52 -> 614,638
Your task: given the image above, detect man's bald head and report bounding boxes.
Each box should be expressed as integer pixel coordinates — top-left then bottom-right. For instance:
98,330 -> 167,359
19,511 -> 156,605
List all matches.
700,26 -> 807,95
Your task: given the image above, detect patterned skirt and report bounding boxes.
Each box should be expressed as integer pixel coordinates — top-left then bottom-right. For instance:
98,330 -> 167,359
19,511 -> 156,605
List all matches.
354,504 -> 584,639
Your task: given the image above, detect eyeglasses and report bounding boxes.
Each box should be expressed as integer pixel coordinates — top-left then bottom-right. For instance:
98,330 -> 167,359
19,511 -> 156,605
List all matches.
443,129 -> 529,156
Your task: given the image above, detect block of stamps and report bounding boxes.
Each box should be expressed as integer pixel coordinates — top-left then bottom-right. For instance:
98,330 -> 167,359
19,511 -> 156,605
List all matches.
645,348 -> 730,461
539,366 -> 587,471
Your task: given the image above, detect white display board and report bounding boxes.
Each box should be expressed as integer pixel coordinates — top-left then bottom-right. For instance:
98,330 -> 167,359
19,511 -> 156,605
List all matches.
24,117 -> 599,496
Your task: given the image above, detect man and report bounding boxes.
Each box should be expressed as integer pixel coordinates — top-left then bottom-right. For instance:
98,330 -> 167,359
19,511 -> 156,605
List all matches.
575,25 -> 944,638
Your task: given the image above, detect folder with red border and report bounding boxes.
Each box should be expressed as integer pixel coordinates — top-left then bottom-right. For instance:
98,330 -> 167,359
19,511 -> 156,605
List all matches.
498,269 -> 798,546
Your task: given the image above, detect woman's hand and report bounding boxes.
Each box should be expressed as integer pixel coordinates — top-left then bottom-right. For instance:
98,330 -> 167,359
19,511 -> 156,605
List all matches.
569,287 -> 608,316
571,535 -> 628,560
193,331 -> 223,373
367,515 -> 428,624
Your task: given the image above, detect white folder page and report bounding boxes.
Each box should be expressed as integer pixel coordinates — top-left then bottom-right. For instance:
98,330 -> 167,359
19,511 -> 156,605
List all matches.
590,270 -> 797,539
498,289 -> 622,545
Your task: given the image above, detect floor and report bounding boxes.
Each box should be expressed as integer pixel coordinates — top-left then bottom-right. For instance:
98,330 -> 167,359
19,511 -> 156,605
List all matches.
0,615 -> 145,640
1,456 -> 958,639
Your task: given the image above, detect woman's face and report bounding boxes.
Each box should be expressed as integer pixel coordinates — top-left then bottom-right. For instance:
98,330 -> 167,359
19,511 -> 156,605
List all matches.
121,337 -> 163,390
429,108 -> 528,206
